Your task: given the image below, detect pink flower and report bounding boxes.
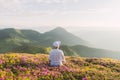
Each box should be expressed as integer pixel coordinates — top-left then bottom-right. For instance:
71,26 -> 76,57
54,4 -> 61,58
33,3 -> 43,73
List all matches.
82,77 -> 88,80
0,60 -> 2,64
0,78 -> 4,80
42,71 -> 48,75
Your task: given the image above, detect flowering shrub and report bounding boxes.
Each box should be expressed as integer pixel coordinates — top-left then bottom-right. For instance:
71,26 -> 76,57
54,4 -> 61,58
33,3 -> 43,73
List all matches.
0,53 -> 120,80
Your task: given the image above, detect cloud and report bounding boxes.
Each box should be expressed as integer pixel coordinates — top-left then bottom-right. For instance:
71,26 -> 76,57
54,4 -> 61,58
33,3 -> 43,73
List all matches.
0,0 -> 24,16
0,0 -> 120,28
0,0 -> 62,16
35,0 -> 79,3
0,0 -> 117,17
0,0 -> 79,16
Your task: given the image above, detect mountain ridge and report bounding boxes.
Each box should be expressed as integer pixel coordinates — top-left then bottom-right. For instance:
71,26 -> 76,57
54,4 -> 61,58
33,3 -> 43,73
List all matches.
39,27 -> 88,46
0,27 -> 120,59
0,27 -> 88,52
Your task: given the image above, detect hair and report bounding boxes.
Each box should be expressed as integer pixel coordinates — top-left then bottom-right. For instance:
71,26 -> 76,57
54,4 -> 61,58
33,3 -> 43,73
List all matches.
53,46 -> 59,49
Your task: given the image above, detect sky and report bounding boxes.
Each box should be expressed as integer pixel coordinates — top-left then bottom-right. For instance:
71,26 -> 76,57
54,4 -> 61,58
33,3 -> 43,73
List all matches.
0,0 -> 120,32
0,0 -> 120,51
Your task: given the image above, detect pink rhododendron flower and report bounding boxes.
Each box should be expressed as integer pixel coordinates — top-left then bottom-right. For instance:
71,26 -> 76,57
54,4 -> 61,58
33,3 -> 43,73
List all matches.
0,78 -> 4,80
82,76 -> 88,80
0,59 -> 2,64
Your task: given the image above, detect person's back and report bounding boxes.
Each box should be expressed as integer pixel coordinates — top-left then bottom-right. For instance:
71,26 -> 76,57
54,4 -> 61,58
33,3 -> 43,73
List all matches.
49,41 -> 66,66
49,49 -> 65,66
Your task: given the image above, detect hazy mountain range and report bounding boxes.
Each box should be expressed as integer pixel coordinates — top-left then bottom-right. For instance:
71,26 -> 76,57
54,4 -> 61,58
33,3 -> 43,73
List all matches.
0,27 -> 120,59
72,28 -> 120,52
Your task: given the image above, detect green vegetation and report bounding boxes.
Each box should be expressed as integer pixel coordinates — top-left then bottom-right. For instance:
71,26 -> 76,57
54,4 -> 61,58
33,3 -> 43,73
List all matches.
60,45 -> 120,59
0,27 -> 87,53
0,27 -> 88,48
14,44 -> 52,54
0,53 -> 120,80
39,27 -> 88,46
0,28 -> 120,59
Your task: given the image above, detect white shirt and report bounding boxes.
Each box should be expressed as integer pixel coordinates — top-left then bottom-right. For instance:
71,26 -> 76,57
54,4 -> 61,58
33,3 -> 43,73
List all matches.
49,49 -> 66,66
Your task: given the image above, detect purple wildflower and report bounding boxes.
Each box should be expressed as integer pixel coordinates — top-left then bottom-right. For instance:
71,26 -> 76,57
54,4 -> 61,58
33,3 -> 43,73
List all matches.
0,60 -> 2,64
82,77 -> 88,80
0,78 -> 4,80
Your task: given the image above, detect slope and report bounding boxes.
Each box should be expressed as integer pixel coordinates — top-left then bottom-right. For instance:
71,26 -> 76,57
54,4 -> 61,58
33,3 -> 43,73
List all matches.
60,45 -> 120,59
0,28 -> 42,52
0,53 -> 120,80
0,27 -> 119,60
0,28 -> 30,52
38,27 -> 88,46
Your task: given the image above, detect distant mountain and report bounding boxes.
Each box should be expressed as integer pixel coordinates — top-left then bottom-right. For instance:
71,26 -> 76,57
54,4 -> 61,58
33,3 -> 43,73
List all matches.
61,45 -> 120,59
39,27 -> 88,46
21,29 -> 41,41
0,27 -> 88,52
76,30 -> 120,51
0,28 -> 29,52
0,28 -> 43,52
0,27 -> 120,60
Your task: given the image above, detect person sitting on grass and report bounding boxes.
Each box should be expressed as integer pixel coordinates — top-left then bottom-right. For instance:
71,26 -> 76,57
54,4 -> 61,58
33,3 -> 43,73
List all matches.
49,41 -> 66,66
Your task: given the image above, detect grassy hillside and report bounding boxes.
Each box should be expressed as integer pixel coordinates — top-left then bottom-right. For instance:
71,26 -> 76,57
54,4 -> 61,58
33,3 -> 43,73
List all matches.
0,27 -> 88,52
0,53 -> 120,80
8,44 -> 120,59
0,28 -> 120,60
61,45 -> 120,59
39,27 -> 88,46
0,28 -> 32,52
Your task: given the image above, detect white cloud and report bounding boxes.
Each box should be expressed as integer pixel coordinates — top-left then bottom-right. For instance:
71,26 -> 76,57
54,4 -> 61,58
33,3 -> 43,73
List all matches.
36,0 -> 79,3
0,0 -> 120,28
0,0 -> 21,8
0,0 -> 79,16
0,0 -> 66,16
0,0 -> 24,16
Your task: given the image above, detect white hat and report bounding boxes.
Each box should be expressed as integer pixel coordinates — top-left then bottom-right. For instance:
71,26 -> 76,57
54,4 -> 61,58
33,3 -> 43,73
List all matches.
53,41 -> 61,47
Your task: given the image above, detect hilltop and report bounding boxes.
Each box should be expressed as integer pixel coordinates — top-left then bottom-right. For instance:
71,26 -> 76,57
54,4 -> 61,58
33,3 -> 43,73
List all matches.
39,27 -> 88,46
0,27 -> 88,47
0,27 -> 120,59
0,27 -> 88,52
0,53 -> 120,80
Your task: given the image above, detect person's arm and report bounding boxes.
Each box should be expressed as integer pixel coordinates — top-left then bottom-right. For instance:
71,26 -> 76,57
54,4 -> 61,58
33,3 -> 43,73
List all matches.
49,52 -> 51,64
61,51 -> 66,63
49,60 -> 51,64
